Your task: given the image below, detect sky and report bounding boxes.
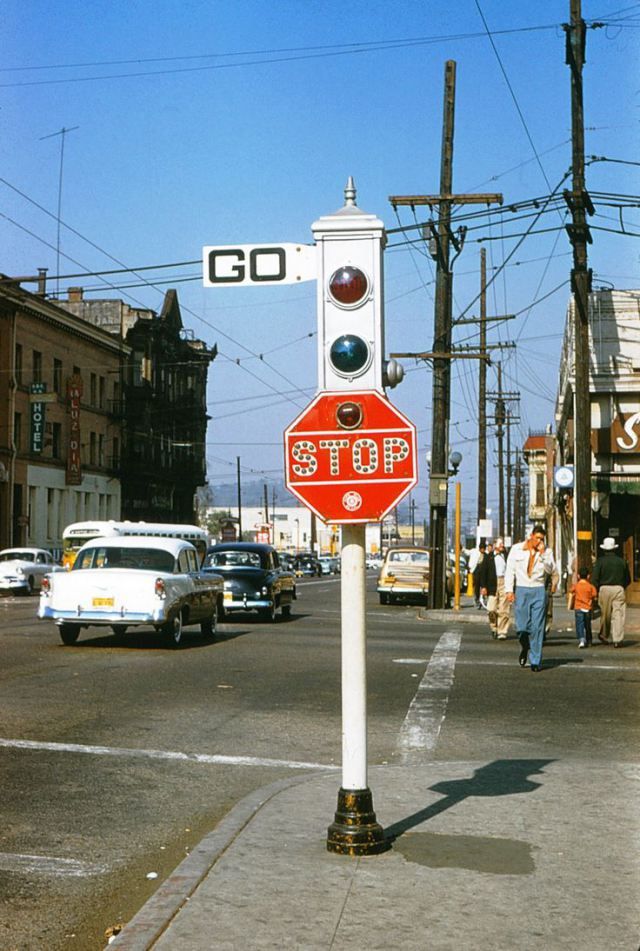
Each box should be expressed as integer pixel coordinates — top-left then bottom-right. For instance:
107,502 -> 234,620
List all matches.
2,1 -> 639,533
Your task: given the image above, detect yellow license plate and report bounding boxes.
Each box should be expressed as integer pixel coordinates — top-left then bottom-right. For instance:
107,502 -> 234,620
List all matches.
223,592 -> 233,602
92,597 -> 114,607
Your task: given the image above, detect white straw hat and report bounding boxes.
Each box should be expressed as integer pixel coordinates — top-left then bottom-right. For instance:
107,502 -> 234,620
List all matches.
600,537 -> 618,550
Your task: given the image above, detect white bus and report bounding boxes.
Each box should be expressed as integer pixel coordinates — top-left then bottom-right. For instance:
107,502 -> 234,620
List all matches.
62,521 -> 210,568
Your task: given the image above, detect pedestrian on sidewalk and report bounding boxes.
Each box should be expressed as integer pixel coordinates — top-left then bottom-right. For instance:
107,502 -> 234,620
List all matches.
504,524 -> 555,672
476,538 -> 510,639
592,537 -> 630,648
569,567 -> 597,648
469,540 -> 486,608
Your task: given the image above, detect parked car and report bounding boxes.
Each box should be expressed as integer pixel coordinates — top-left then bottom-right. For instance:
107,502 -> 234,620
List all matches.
318,557 -> 333,575
377,546 -> 430,605
293,554 -> 322,577
0,548 -> 58,595
38,536 -> 224,647
203,542 -> 296,621
366,554 -> 383,571
279,552 -> 296,573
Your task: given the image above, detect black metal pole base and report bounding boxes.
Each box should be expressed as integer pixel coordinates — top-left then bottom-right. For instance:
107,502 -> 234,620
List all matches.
326,787 -> 391,856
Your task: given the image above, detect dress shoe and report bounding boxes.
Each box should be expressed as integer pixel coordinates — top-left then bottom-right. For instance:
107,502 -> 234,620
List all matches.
518,645 -> 528,667
597,633 -> 609,645
613,641 -> 624,648
530,664 -> 541,672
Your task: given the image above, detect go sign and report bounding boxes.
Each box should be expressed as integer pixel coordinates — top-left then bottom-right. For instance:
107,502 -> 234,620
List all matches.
203,243 -> 317,287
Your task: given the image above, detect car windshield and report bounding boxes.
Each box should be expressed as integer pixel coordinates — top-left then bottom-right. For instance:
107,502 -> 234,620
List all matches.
0,551 -> 33,562
205,550 -> 263,569
388,550 -> 429,564
73,546 -> 175,573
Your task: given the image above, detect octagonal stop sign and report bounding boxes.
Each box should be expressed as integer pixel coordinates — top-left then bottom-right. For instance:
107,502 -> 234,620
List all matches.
284,390 -> 418,523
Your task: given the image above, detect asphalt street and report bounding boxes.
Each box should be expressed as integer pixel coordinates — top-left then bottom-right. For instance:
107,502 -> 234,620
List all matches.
0,577 -> 638,949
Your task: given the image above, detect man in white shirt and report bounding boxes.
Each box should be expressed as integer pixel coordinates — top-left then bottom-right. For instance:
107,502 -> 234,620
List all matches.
504,525 -> 555,672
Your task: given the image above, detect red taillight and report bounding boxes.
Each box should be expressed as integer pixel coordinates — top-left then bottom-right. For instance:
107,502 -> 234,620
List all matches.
154,578 -> 166,598
41,576 -> 50,594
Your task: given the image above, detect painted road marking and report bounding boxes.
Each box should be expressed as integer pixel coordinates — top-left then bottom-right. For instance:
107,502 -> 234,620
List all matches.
0,852 -> 106,876
395,630 -> 462,765
0,737 -> 337,772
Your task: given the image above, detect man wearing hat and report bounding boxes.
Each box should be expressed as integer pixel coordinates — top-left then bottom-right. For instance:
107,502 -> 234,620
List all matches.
592,537 -> 631,647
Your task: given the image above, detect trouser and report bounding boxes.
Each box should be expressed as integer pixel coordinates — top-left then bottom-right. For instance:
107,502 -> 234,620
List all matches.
514,585 -> 547,666
575,609 -> 592,643
597,585 -> 626,644
488,578 -> 510,636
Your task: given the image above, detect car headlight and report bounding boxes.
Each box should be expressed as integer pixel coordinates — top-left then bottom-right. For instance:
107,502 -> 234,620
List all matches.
15,568 -> 25,578
261,586 -> 269,596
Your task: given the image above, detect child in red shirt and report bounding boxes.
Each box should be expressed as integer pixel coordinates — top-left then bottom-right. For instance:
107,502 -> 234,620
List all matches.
570,567 -> 598,648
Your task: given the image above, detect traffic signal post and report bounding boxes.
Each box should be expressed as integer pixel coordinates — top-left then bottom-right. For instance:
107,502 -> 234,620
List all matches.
310,181 -> 412,855
205,181 -> 416,856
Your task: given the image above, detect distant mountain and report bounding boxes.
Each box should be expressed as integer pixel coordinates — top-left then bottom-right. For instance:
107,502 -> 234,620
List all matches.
200,479 -> 296,509
199,479 -> 418,522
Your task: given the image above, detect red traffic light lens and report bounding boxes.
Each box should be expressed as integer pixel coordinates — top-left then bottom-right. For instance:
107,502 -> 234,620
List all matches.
328,266 -> 368,306
336,401 -> 363,430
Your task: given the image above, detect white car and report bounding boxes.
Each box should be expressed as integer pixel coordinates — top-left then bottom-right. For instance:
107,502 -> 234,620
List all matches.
0,548 -> 58,595
38,536 -> 224,647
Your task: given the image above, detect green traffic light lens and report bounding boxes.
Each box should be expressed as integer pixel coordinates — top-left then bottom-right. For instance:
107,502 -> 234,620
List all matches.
329,335 -> 370,375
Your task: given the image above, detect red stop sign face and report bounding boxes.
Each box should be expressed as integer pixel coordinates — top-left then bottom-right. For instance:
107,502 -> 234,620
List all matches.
284,390 -> 417,523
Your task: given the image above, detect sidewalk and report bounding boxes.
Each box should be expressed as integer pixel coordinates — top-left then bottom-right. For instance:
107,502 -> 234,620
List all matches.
110,602 -> 640,951
110,759 -> 638,951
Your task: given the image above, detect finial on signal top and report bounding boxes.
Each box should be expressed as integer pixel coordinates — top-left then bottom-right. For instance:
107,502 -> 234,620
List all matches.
344,177 -> 357,207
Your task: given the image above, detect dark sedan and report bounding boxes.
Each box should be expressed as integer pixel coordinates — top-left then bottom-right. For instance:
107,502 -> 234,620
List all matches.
202,543 -> 296,622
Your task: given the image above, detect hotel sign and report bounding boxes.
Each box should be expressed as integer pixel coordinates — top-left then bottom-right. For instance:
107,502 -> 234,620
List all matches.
30,383 -> 47,453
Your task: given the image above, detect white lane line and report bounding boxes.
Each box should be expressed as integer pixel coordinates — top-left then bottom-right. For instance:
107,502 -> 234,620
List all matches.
0,852 -> 106,876
0,737 -> 337,772
395,630 -> 462,765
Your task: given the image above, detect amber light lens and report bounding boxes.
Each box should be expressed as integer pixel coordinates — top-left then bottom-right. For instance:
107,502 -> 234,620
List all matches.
336,401 -> 363,430
328,266 -> 368,306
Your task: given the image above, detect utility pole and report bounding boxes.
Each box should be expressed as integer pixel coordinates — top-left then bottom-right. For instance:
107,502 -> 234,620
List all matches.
495,363 -> 506,537
389,60 -> 502,607
487,380 -> 520,540
506,409 -> 512,540
564,0 -> 595,572
236,456 -> 243,541
514,452 -> 522,540
478,248 -> 488,528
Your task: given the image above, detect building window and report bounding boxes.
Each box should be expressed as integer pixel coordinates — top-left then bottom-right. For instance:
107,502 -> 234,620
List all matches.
33,350 -> 42,384
98,433 -> 104,467
14,413 -> 22,451
89,432 -> 97,465
112,436 -> 120,469
53,359 -> 62,395
99,376 -> 105,409
535,472 -> 545,508
52,422 -> 62,459
90,373 -> 97,406
15,344 -> 23,386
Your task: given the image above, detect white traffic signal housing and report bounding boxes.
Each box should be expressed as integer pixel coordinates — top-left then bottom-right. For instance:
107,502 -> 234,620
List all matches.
312,179 -> 402,394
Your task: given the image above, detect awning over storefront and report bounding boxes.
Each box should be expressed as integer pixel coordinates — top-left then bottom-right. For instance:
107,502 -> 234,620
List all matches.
592,475 -> 640,495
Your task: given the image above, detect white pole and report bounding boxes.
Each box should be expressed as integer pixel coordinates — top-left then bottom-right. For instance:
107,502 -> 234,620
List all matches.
340,522 -> 367,790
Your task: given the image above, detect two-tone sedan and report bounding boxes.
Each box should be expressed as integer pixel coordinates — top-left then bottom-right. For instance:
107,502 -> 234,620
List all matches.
0,548 -> 58,595
38,536 -> 224,647
202,542 -> 296,622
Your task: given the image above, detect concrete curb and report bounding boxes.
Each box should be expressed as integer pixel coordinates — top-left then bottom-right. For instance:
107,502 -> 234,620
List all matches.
109,771 -> 325,950
418,608 -> 487,624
